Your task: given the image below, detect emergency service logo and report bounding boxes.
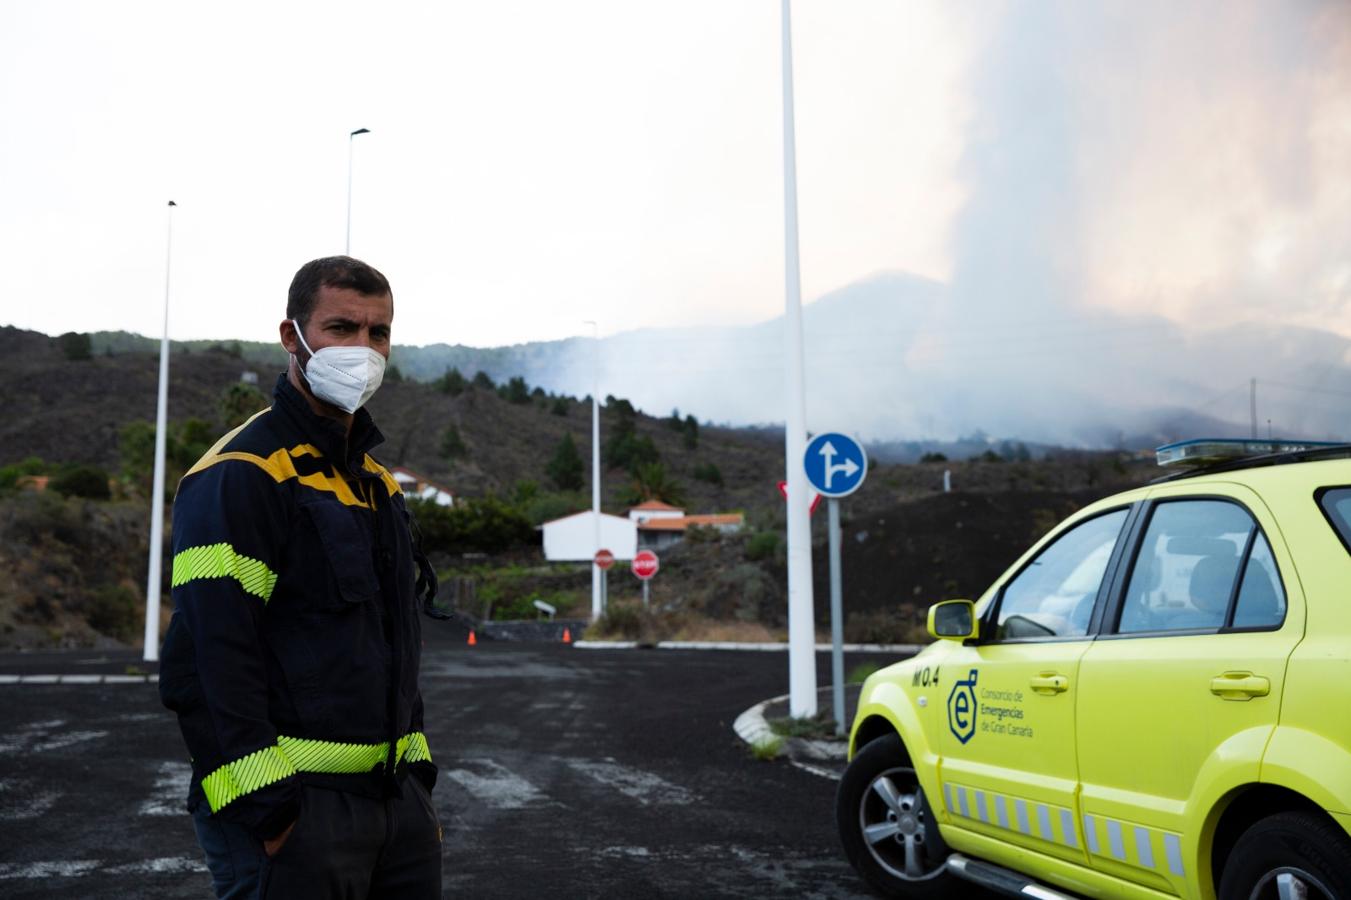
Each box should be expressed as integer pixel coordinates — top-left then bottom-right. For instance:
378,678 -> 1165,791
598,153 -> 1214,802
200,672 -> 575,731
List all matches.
947,669 -> 979,744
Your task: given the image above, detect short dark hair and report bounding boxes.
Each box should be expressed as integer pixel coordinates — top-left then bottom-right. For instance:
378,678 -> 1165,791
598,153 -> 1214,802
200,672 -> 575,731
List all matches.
287,256 -> 393,326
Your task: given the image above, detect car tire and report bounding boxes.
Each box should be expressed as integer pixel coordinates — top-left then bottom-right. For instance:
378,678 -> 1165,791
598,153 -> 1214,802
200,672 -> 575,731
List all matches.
1218,810 -> 1351,900
836,733 -> 959,899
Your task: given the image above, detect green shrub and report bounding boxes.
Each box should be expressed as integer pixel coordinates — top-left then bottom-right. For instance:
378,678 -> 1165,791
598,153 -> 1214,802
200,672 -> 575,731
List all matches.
409,495 -> 534,555
439,368 -> 467,396
551,397 -> 569,416
745,531 -> 780,562
219,382 -> 268,429
50,465 -> 112,500
440,425 -> 467,460
57,331 -> 92,361
472,371 -> 495,389
500,376 -> 531,404
685,524 -> 720,543
547,433 -> 585,491
919,452 -> 947,463
0,456 -> 47,491
86,584 -> 140,641
692,462 -> 723,486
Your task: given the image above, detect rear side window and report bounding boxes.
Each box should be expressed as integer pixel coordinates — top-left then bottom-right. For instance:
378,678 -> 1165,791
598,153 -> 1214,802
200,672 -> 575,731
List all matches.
1319,488 -> 1351,554
1118,499 -> 1285,634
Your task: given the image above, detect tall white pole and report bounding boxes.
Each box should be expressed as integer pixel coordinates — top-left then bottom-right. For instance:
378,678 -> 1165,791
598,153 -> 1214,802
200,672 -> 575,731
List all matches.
346,128 -> 370,255
586,321 -> 603,620
781,0 -> 816,717
143,200 -> 176,662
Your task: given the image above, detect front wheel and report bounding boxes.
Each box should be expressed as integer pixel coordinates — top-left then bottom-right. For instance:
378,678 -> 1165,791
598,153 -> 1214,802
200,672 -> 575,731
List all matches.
1218,811 -> 1351,900
835,733 -> 959,898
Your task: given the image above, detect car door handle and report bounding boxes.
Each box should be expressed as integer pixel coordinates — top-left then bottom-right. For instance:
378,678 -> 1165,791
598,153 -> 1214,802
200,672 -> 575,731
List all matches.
1209,672 -> 1270,700
1029,674 -> 1069,695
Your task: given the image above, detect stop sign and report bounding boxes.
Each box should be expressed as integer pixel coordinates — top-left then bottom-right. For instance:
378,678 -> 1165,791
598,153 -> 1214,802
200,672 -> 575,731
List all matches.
632,550 -> 659,580
593,548 -> 615,570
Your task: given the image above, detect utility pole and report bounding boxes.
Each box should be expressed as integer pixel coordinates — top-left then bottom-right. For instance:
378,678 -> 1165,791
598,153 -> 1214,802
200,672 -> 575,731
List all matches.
780,0 -> 816,718
1250,378 -> 1257,439
346,128 -> 370,254
143,200 -> 176,662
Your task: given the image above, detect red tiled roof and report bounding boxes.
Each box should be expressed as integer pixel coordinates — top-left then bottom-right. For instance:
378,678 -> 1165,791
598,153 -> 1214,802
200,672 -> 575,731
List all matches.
638,514 -> 745,532
629,500 -> 685,512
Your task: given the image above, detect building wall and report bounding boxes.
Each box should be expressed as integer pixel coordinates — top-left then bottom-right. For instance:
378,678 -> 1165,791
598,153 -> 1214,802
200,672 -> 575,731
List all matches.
542,513 -> 638,561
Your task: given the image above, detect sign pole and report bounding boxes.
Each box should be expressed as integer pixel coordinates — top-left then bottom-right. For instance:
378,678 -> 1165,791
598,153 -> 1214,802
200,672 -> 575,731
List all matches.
642,578 -> 649,609
828,498 -> 846,736
802,430 -> 868,733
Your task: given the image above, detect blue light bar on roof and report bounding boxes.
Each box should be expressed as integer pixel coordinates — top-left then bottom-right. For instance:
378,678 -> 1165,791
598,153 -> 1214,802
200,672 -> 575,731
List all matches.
1156,438 -> 1346,467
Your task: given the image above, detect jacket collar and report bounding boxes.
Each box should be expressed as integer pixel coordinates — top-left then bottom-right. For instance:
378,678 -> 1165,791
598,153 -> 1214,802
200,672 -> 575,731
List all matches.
272,373 -> 385,475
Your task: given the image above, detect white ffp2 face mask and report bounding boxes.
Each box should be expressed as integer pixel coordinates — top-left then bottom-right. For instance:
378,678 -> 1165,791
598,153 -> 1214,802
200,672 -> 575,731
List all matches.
291,319 -> 387,414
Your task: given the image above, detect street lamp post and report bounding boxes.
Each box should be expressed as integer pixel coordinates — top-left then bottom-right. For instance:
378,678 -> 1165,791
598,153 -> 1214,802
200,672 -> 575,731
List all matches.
143,200 -> 176,662
584,321 -> 603,620
346,128 -> 370,254
780,0 -> 817,718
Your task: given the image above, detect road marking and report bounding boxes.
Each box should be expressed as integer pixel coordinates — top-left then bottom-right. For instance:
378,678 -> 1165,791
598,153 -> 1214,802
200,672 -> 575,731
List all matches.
0,857 -> 205,879
0,778 -> 60,821
0,860 -> 100,879
0,674 -> 158,685
140,761 -> 191,816
442,759 -> 549,810
567,758 -> 695,806
104,857 -> 207,875
0,720 -> 107,755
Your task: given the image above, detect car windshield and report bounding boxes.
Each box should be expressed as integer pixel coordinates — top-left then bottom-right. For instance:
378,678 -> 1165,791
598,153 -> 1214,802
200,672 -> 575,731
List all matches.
1319,488 -> 1351,555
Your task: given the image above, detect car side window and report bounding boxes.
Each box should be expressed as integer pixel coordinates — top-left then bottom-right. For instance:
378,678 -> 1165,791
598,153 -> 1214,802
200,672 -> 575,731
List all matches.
1231,532 -> 1287,629
1318,487 -> 1351,555
1118,500 -> 1268,634
994,509 -> 1128,640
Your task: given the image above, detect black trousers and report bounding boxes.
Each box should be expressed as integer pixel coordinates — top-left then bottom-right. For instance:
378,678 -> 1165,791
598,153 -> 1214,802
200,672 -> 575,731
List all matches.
197,779 -> 442,900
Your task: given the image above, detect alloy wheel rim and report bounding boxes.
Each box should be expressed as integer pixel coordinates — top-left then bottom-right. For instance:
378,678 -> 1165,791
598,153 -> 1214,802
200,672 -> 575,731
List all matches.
858,766 -> 943,882
1249,867 -> 1336,900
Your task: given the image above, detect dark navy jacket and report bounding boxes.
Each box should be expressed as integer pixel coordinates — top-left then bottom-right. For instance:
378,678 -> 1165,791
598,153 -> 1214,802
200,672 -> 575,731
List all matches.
159,374 -> 434,840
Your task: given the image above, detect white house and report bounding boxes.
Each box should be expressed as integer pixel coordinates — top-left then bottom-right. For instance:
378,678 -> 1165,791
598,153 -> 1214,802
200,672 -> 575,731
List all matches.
389,466 -> 455,507
626,500 -> 745,552
540,511 -> 638,562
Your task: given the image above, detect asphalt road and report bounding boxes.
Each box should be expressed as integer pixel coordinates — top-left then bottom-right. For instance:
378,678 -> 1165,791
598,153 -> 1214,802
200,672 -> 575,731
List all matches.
0,628 -> 916,898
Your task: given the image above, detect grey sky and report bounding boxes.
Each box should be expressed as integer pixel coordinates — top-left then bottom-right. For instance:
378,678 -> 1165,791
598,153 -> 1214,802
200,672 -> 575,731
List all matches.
1,0 -> 1347,359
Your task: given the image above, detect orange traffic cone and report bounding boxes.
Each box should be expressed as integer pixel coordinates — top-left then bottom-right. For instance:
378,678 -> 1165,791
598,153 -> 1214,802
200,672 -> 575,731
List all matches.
467,630 -> 477,646
562,627 -> 572,644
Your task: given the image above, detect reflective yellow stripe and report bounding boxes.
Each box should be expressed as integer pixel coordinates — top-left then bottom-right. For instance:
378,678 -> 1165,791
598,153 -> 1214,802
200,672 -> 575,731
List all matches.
172,543 -> 278,602
186,442 -> 371,508
201,745 -> 296,812
202,732 -> 433,812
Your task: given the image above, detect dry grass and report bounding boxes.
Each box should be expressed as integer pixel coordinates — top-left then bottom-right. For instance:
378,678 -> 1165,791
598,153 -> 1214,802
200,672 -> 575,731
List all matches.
667,617 -> 784,643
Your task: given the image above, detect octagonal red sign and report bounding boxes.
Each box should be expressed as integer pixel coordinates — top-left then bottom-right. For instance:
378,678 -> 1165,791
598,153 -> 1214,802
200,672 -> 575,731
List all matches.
593,548 -> 615,570
631,549 -> 659,580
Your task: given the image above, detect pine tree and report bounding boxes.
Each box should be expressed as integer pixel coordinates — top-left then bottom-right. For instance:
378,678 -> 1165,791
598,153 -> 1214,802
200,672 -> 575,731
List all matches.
547,433 -> 585,491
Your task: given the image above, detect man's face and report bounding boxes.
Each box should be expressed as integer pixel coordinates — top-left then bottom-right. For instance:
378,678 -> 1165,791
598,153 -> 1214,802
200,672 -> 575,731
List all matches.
285,285 -> 393,360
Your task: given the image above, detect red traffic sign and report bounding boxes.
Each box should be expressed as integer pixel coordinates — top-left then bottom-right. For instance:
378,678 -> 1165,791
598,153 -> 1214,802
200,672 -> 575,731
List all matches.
632,550 -> 659,580
593,548 -> 615,570
777,481 -> 823,516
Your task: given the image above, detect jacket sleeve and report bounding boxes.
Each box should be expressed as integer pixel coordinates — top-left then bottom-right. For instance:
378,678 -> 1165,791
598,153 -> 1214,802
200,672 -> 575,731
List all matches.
159,457 -> 300,840
408,691 -> 438,791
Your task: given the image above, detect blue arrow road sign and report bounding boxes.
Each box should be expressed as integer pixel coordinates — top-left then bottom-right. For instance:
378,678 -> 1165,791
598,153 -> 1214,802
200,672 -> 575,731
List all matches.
803,432 -> 868,498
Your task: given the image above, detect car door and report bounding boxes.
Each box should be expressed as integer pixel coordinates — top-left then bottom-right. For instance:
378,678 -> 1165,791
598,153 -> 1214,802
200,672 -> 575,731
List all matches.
937,506 -> 1133,867
1075,484 -> 1301,897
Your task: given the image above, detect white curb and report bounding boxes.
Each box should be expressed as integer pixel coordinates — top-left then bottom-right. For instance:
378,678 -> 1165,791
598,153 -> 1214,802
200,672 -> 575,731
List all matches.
572,640 -> 921,653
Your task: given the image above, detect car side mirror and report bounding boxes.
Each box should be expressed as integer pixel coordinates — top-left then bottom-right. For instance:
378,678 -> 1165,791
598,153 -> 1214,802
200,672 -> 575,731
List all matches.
928,599 -> 978,641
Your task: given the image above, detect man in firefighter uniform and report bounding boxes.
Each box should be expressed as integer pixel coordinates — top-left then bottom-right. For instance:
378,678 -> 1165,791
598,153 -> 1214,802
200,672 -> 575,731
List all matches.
159,257 -> 441,898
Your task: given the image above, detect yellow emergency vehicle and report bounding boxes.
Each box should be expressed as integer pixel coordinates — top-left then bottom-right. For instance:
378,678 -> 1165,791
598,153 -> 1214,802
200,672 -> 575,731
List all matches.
837,440 -> 1351,900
